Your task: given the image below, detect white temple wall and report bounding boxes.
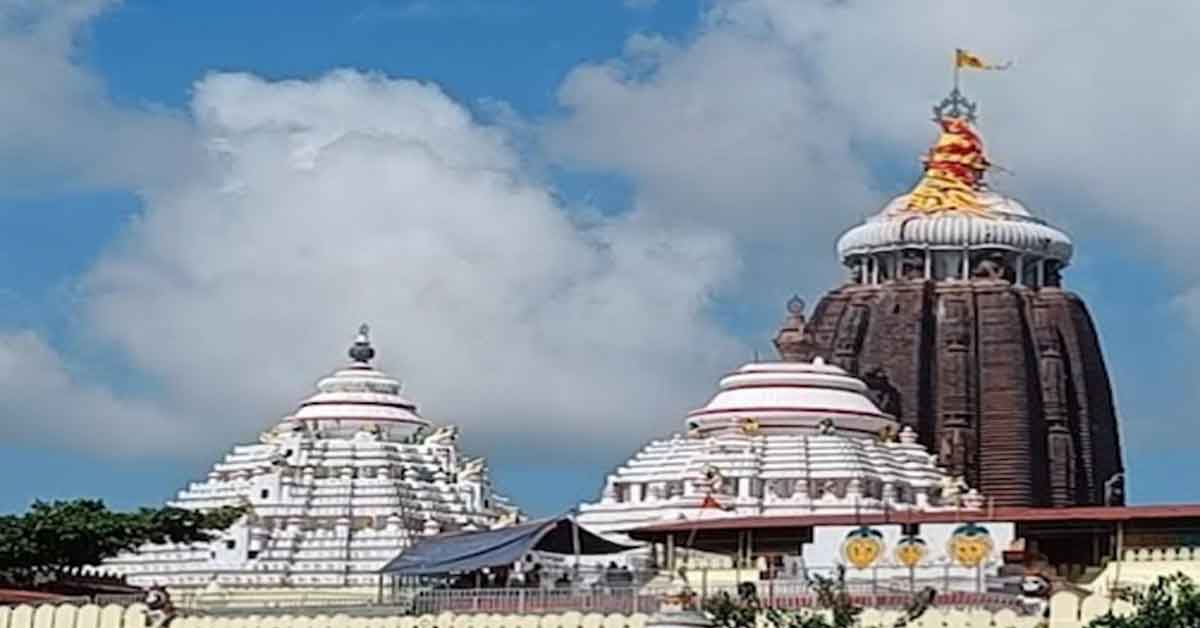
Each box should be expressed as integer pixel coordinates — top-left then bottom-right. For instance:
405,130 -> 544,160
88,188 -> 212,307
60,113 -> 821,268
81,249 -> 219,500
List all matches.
803,522 -> 1014,586
211,522 -> 253,566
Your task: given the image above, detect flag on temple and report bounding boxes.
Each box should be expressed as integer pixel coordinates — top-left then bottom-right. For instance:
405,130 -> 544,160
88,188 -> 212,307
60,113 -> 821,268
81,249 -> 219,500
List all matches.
700,494 -> 733,511
955,49 -> 1010,70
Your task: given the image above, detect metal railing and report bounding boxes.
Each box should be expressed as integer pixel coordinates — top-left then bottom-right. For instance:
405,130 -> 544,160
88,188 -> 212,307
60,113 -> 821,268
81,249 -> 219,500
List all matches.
174,564 -> 1038,616
401,582 -> 1033,616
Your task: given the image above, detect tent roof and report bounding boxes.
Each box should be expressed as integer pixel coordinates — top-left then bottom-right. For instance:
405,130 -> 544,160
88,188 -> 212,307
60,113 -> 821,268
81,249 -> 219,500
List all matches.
379,518 -> 637,576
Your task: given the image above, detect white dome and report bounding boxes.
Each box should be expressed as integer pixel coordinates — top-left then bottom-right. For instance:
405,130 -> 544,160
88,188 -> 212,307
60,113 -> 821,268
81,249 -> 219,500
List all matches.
836,192 -> 1073,264
686,358 -> 895,436
286,326 -> 430,437
577,359 -> 981,533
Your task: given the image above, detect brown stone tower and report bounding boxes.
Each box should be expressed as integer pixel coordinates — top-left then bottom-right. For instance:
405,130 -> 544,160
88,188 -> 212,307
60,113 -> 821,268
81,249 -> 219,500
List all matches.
773,92 -> 1124,507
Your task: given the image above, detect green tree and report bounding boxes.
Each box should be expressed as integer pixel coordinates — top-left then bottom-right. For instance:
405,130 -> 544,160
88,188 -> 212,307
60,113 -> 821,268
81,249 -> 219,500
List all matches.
1087,573 -> 1200,628
0,499 -> 244,585
702,568 -> 867,628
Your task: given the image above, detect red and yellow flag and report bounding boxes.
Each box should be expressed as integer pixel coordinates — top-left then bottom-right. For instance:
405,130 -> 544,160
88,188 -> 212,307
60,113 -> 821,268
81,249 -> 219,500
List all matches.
955,49 -> 1010,71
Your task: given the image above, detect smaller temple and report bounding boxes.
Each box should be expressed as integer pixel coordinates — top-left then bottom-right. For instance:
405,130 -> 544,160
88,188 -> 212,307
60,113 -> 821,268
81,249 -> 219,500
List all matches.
577,356 -> 1006,587
104,326 -> 519,599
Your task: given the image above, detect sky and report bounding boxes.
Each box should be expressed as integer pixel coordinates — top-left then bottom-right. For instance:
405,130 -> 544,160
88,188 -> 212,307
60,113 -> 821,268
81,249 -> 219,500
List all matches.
1,0 -> 1199,517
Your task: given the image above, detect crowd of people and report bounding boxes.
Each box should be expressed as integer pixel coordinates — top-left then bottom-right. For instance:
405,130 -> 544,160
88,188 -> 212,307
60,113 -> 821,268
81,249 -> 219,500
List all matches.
443,560 -> 638,591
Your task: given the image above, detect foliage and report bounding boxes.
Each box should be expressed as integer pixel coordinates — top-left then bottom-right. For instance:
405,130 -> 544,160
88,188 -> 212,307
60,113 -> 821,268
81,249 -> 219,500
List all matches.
1087,573 -> 1200,628
0,499 -> 244,584
703,582 -> 761,628
702,568 -> 867,628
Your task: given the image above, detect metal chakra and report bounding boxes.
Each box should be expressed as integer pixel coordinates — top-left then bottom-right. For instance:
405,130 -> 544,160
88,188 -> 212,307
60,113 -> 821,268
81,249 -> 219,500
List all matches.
932,87 -> 978,123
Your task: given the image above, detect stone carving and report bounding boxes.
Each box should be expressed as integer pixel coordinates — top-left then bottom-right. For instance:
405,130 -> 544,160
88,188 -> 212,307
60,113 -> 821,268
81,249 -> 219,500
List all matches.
144,585 -> 177,628
818,418 -> 837,435
258,421 -> 302,444
460,457 -> 486,482
899,250 -> 925,280
833,304 -> 870,373
424,425 -> 460,446
815,479 -> 841,499
1104,473 -> 1126,506
773,295 -> 817,361
938,475 -> 969,506
766,479 -> 792,500
696,465 -> 726,495
862,366 -> 902,417
971,252 -> 1008,280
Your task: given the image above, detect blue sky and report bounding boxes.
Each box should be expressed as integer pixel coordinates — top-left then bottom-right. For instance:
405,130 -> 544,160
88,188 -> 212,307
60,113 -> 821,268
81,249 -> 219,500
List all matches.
2,0 -> 1200,517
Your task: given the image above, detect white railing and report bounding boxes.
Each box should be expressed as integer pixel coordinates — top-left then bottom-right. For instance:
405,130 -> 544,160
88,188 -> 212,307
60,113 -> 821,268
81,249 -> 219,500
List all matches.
1121,546 -> 1200,562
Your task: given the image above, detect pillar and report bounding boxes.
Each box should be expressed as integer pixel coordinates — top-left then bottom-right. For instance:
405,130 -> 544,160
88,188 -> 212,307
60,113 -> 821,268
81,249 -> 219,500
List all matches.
961,247 -> 970,280
1015,255 -> 1025,287
924,248 -> 932,279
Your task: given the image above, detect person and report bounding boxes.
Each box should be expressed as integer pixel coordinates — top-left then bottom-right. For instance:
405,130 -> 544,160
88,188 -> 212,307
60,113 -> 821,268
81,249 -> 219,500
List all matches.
493,565 -> 510,588
617,565 -> 634,586
526,563 -> 542,589
605,561 -> 620,589
554,572 -> 572,589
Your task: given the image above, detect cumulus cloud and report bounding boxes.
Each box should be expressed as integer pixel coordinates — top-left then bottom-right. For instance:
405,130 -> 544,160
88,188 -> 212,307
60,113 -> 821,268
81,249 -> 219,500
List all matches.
7,0 -> 1200,503
0,331 -> 180,454
0,0 -> 198,193
546,29 -> 875,304
547,0 -> 1200,320
3,62 -> 743,462
541,0 -> 1200,495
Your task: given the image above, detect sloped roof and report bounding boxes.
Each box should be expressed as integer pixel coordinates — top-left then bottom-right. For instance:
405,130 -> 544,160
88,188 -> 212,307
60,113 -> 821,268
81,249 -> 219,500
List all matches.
380,518 -> 636,576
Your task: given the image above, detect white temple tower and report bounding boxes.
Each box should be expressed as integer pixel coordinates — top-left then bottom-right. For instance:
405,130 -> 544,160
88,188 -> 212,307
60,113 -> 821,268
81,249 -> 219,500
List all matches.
105,325 -> 518,596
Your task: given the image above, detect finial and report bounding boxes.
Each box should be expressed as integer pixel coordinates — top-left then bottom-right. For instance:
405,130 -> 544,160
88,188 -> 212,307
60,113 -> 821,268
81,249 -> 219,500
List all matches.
932,87 -> 977,123
348,323 -> 375,363
786,294 -> 806,316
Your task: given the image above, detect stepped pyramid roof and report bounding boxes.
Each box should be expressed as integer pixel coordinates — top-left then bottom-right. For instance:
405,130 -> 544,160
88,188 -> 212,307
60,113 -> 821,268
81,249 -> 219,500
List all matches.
105,326 -> 518,592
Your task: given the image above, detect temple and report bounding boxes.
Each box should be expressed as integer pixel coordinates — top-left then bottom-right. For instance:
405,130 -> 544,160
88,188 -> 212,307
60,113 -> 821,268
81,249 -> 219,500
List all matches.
776,90 -> 1123,507
104,325 -> 518,598
576,357 -> 1010,586
573,87 -> 1136,599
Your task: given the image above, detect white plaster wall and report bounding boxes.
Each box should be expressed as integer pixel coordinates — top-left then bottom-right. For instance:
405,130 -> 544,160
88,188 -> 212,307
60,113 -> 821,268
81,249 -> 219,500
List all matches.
802,522 -> 1015,588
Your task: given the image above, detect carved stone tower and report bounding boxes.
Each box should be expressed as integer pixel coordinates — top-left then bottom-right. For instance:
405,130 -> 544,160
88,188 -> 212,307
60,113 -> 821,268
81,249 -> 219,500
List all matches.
773,92 -> 1124,507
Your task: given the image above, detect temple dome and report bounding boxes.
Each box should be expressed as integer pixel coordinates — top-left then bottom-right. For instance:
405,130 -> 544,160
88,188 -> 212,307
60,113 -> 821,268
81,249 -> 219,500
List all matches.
687,358 -> 895,437
836,191 -> 1073,265
577,357 -> 980,534
286,324 -> 430,438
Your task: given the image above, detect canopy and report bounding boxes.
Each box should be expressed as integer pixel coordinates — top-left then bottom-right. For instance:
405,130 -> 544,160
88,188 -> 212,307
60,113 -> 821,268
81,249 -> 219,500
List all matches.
379,517 -> 638,576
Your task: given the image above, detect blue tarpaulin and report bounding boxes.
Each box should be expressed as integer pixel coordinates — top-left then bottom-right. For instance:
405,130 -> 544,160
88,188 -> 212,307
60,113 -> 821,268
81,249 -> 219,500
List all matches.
379,517 -> 637,576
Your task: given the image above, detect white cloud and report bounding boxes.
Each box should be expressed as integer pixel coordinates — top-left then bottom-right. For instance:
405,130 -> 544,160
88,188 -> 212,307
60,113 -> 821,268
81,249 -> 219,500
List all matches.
5,66 -> 742,461
547,0 -> 1200,327
7,0 -> 1200,492
537,0 -> 1200,497
0,331 -> 182,454
546,28 -> 875,301
0,0 -> 198,193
